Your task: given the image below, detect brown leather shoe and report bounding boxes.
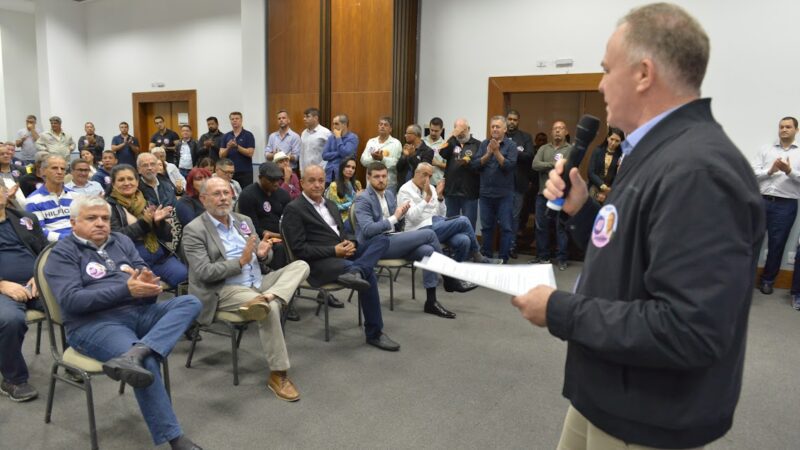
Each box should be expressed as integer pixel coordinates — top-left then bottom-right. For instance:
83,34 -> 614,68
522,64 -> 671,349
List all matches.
238,302 -> 270,321
268,371 -> 300,402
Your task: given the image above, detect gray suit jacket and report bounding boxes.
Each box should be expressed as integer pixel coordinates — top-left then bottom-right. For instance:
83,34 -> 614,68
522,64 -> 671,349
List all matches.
182,212 -> 272,325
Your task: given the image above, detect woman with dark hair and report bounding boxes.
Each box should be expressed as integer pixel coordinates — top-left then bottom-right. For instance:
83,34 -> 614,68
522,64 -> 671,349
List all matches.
588,127 -> 625,203
197,157 -> 215,173
79,149 -> 98,177
106,164 -> 188,287
324,156 -> 362,232
176,167 -> 211,227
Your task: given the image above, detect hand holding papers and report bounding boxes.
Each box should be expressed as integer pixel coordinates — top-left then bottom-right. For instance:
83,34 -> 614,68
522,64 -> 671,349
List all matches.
414,252 -> 556,296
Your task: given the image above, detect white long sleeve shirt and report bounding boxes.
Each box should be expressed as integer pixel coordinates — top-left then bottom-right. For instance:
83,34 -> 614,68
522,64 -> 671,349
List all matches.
396,179 -> 446,231
752,140 -> 800,198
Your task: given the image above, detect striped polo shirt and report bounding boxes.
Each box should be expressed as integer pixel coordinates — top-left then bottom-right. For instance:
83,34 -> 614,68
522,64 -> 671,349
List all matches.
25,184 -> 75,242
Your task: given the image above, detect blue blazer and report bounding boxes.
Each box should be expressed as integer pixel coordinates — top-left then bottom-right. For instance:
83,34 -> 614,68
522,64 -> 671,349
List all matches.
353,185 -> 402,246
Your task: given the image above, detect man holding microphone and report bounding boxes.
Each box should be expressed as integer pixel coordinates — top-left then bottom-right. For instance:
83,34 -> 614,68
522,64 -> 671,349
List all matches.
511,3 -> 764,449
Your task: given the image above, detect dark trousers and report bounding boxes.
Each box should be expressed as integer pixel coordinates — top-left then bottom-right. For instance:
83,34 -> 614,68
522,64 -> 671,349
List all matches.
761,196 -> 798,284
67,296 -> 201,445
445,196 -> 478,231
479,195 -> 514,261
383,229 -> 442,289
535,194 -> 569,262
342,234 -> 390,340
234,171 -> 254,189
0,295 -> 42,384
136,244 -> 188,288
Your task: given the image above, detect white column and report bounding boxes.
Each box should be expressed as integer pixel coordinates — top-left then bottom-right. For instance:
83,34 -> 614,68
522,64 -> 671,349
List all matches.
241,0 -> 267,166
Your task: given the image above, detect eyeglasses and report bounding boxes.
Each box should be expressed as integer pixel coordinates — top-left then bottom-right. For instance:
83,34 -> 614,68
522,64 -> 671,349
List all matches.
220,170 -> 235,176
208,190 -> 233,198
96,249 -> 116,270
74,168 -> 91,172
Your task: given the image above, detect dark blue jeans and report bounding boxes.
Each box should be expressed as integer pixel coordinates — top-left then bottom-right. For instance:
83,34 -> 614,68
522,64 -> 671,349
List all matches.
0,295 -> 42,384
67,296 -> 201,445
136,244 -> 188,288
445,196 -> 479,231
426,216 -> 479,262
535,194 -> 569,262
343,234 -> 390,339
383,229 -> 442,289
761,196 -> 798,284
479,195 -> 514,261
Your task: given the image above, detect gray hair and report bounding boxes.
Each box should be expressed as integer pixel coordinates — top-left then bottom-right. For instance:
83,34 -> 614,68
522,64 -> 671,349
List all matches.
40,155 -> 66,169
619,3 -> 709,96
490,116 -> 507,126
34,151 -> 50,165
137,152 -> 158,165
415,162 -> 434,174
200,177 -> 228,195
49,116 -> 62,123
149,147 -> 166,157
70,194 -> 110,219
407,124 -> 423,137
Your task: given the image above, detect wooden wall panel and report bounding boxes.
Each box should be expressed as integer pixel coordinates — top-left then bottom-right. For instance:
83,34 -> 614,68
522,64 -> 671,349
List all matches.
330,0 -> 394,182
267,0 -> 321,132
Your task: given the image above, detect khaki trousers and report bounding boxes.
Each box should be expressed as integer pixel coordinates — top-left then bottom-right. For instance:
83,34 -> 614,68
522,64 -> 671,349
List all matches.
557,406 -> 705,450
217,260 -> 309,372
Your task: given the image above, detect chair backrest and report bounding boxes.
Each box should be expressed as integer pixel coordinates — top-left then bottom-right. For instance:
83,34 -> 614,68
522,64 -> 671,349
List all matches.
348,202 -> 358,233
34,242 -> 65,358
279,217 -> 298,263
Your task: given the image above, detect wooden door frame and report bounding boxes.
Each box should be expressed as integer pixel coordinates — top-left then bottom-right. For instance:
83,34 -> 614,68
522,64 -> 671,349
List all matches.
486,73 -> 603,133
132,89 -> 198,150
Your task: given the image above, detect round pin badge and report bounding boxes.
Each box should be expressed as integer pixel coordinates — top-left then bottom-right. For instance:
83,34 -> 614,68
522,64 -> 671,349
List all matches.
19,217 -> 33,230
517,146 -> 524,152
238,221 -> 252,235
263,201 -> 272,213
554,153 -> 563,161
85,262 -> 107,279
104,176 -> 111,184
591,204 -> 618,248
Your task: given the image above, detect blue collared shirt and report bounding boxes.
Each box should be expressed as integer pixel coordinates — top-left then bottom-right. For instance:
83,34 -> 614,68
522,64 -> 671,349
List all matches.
620,105 -> 681,158
207,213 -> 262,289
265,129 -> 301,168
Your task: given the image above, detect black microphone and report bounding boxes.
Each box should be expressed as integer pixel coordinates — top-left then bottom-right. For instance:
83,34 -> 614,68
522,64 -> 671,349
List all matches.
547,114 -> 601,211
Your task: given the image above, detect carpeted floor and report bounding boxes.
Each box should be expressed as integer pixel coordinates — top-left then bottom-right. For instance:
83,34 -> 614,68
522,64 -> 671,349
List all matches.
2,260 -> 799,449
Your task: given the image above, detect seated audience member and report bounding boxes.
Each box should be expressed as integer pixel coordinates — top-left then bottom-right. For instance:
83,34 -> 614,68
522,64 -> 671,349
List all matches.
92,149 -> 117,192
176,168 -> 211,227
588,127 -> 625,204
44,195 -> 203,450
107,165 -> 187,288
151,147 -> 185,195
137,153 -> 178,207
321,114 -> 359,184
281,165 -> 400,351
78,122 -> 105,163
354,162 -> 475,321
176,125 -> 203,178
18,151 -> 47,197
396,124 -> 434,188
213,158 -> 242,201
79,148 -> 98,177
0,183 -> 47,402
439,119 -> 481,230
324,156 -> 362,232
66,158 -> 104,196
397,163 -> 501,264
197,157 -> 215,173
26,155 -> 74,242
359,116 -> 402,191
182,177 -> 309,401
0,143 -> 26,208
273,151 -> 301,200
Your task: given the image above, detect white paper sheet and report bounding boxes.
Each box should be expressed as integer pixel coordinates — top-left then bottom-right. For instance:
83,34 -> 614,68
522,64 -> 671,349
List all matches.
414,252 -> 557,296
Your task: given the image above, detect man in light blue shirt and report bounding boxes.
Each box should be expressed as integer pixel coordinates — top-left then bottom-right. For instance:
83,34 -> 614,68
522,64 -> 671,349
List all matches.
264,110 -> 301,170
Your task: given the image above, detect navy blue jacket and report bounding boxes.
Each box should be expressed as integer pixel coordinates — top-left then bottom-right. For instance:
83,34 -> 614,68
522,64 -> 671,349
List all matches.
470,137 -> 517,198
44,232 -> 153,333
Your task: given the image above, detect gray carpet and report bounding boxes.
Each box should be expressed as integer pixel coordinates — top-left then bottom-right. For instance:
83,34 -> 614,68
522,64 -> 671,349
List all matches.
2,261 -> 799,449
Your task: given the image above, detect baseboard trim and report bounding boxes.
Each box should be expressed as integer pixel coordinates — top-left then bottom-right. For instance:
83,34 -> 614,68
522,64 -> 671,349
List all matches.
756,267 -> 793,290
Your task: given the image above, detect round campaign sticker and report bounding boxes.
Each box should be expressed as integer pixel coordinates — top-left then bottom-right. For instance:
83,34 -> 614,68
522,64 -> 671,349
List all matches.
104,176 -> 111,184
591,204 -> 618,248
517,145 -> 524,152
238,221 -> 251,235
263,201 -> 272,213
454,146 -> 461,155
14,160 -> 23,167
464,150 -> 473,158
86,262 -> 107,279
19,217 -> 33,230
383,149 -> 390,157
554,153 -> 564,161
11,170 -> 20,177
84,139 -> 89,146
164,139 -> 170,145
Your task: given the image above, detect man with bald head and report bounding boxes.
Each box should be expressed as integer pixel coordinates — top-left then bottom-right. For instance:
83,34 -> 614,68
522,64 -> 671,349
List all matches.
281,165 -> 400,351
512,4 -> 764,448
439,118 -> 481,229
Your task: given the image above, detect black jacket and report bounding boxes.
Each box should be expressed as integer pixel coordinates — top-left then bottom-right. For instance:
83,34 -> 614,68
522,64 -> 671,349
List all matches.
138,174 -> 177,207
396,142 -> 434,188
439,136 -> 480,199
547,99 -> 765,448
176,139 -> 207,167
5,208 -> 48,257
587,145 -> 622,190
506,129 -> 534,193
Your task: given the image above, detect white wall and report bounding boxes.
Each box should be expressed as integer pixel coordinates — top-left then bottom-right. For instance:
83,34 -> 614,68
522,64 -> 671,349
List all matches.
0,8 -> 39,140
418,0 -> 800,269
418,0 -> 800,154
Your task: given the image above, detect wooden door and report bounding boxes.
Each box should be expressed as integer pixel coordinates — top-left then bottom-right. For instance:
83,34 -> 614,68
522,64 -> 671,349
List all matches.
132,90 -> 198,152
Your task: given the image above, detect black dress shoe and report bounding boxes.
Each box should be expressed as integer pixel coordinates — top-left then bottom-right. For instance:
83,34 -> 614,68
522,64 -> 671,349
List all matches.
366,333 -> 400,351
327,294 -> 344,308
509,247 -> 518,259
102,355 -> 154,388
424,301 -> 456,319
337,271 -> 371,291
285,302 -> 300,321
759,281 -> 774,295
443,276 -> 478,293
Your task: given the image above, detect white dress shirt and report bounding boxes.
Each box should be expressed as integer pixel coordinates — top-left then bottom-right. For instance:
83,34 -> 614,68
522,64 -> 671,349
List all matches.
300,125 -> 332,174
752,140 -> 800,198
396,179 -> 446,231
303,192 -> 339,235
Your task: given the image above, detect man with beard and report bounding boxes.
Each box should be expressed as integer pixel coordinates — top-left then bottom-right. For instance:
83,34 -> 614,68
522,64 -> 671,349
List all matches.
198,117 -> 224,161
